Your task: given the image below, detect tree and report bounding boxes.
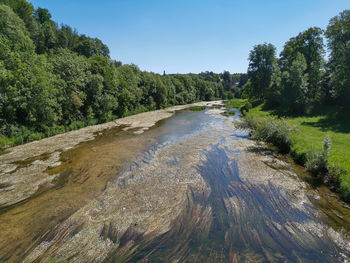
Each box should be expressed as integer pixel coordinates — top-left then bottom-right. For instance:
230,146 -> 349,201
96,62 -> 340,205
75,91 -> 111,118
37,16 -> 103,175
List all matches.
265,60 -> 282,107
247,43 -> 276,100
33,8 -> 51,24
281,53 -> 309,114
49,49 -> 89,124
280,27 -> 325,102
87,54 -> 119,120
222,70 -> 232,91
0,4 -> 34,52
0,0 -> 35,35
325,10 -> 350,106
74,35 -> 110,58
0,5 -> 60,130
154,75 -> 167,107
0,0 -> 232,146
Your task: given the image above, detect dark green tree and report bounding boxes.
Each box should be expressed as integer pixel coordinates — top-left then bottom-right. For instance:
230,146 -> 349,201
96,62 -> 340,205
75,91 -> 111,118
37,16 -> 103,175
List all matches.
280,27 -> 325,102
325,10 -> 350,106
281,53 -> 309,114
247,43 -> 276,100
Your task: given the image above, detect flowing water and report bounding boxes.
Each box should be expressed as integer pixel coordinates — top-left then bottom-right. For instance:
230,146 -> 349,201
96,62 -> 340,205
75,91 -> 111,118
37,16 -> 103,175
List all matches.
1,106 -> 350,262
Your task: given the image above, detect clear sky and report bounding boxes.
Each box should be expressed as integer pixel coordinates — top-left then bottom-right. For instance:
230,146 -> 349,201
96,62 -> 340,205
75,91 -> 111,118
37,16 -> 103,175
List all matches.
29,0 -> 349,74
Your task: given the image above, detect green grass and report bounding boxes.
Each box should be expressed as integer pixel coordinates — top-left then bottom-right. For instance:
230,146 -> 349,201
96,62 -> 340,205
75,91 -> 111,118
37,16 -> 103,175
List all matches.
188,106 -> 206,111
226,98 -> 248,109
226,98 -> 253,115
246,104 -> 350,201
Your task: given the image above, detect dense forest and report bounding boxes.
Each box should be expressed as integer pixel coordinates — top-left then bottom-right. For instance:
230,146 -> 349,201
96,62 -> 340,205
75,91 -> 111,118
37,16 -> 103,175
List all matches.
0,0 -> 247,147
241,10 -> 350,113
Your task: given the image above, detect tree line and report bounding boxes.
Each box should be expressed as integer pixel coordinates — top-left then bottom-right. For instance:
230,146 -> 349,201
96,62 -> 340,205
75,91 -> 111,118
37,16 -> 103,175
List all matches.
242,10 -> 350,114
0,0 -> 245,147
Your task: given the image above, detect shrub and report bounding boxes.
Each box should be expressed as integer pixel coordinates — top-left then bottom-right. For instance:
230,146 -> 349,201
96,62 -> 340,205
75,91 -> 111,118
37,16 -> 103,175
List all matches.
237,115 -> 294,153
305,136 -> 331,178
223,111 -> 236,116
188,106 -> 206,111
240,101 -> 252,114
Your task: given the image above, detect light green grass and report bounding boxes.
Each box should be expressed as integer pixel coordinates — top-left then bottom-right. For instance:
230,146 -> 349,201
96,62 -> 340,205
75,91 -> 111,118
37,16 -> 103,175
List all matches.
226,98 -> 248,109
188,106 -> 206,111
247,104 -> 350,201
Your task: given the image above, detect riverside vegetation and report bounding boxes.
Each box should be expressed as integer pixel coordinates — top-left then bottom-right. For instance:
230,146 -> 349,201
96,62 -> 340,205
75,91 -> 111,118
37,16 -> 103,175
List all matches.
0,0 -> 246,149
1,1 -> 349,204
232,9 -> 350,202
243,103 -> 350,203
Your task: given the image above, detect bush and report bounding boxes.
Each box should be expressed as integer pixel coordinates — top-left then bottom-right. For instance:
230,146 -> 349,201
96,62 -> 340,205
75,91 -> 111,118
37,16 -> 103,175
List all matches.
237,115 -> 294,153
188,106 -> 206,111
305,136 -> 331,177
240,101 -> 252,114
223,111 -> 236,116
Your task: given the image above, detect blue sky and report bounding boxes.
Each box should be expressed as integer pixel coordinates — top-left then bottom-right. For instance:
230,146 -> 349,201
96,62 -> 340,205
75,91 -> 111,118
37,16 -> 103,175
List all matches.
29,0 -> 349,74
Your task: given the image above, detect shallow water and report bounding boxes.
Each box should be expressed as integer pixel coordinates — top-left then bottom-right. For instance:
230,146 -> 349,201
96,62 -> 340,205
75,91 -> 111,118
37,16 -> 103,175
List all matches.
1,107 -> 350,262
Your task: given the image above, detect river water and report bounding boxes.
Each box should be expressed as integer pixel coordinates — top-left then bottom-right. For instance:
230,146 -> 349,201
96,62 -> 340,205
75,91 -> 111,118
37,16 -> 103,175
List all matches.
1,106 -> 350,262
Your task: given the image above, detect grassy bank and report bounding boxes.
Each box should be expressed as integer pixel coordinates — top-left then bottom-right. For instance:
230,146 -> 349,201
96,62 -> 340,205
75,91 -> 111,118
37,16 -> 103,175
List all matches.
226,99 -> 350,201
239,101 -> 350,202
226,98 -> 253,114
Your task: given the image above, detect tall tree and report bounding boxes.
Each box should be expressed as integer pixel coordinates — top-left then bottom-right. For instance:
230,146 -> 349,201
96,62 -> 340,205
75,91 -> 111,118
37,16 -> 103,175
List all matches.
326,10 -> 350,106
247,43 -> 276,100
280,27 -> 325,102
281,53 -> 309,114
265,60 -> 282,107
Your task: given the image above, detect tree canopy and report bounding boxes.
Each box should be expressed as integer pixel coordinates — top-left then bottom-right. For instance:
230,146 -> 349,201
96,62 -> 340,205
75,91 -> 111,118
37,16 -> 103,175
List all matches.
0,0 -> 241,147
243,10 -> 350,114
246,43 -> 276,101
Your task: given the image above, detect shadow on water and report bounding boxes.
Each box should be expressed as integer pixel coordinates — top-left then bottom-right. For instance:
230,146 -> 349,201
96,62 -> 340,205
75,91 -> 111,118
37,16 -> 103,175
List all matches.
120,144 -> 345,263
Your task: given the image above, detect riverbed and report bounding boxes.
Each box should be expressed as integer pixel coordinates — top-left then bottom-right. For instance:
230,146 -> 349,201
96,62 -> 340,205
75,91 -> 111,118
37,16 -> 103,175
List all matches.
1,102 -> 349,262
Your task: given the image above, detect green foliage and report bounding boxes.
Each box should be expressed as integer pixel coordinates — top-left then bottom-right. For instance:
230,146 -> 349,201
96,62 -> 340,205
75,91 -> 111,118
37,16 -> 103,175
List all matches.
247,103 -> 350,202
237,115 -> 294,153
326,10 -> 350,106
280,27 -> 325,103
0,0 -> 234,149
188,106 -> 206,111
0,4 -> 34,52
226,98 -> 247,108
247,43 -> 276,101
241,11 -> 350,201
222,111 -> 236,116
240,101 -> 252,115
74,35 -> 110,57
305,136 -> 331,176
280,53 -> 309,114
226,98 -> 252,115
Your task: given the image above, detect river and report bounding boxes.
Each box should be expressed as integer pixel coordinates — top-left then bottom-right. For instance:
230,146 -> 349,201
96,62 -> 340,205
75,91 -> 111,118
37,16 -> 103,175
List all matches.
1,103 -> 350,262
